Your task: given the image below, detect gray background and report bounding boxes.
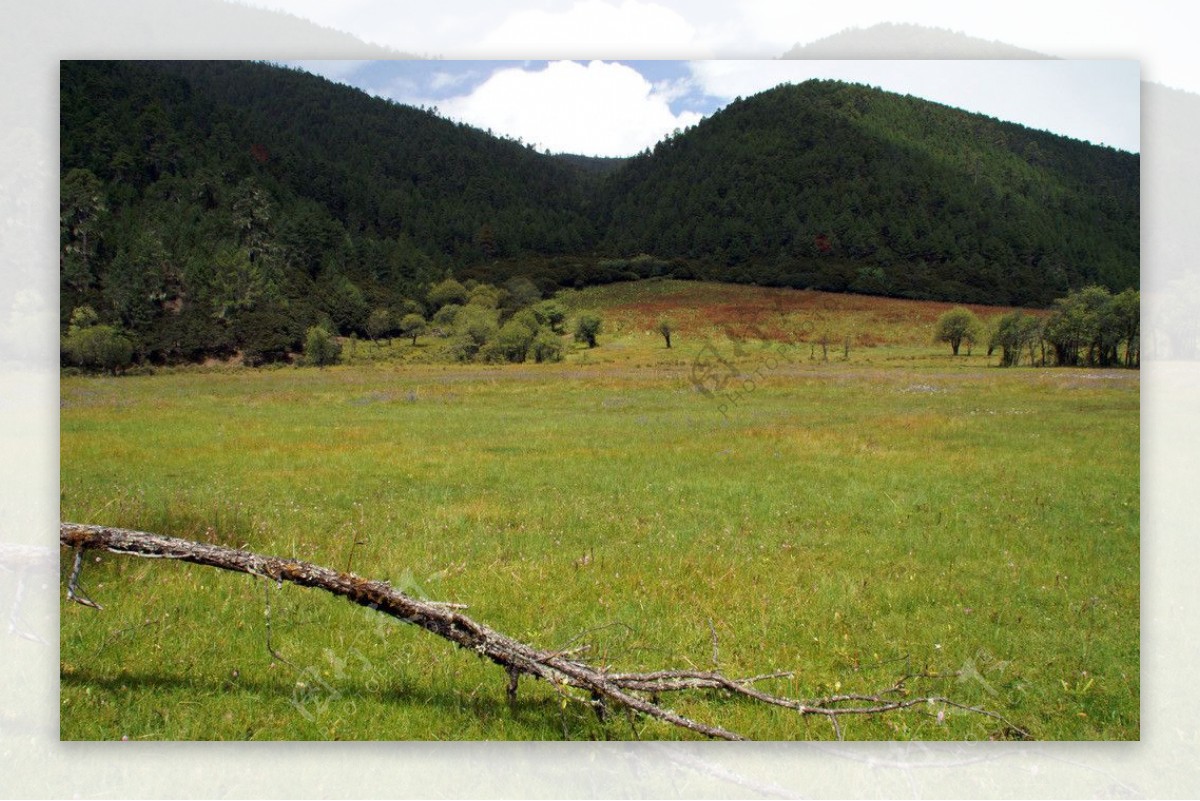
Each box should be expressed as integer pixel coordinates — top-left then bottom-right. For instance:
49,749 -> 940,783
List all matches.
1,1 -> 1192,797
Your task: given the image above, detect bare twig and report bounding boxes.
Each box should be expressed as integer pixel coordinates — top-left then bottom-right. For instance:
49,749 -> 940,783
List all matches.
60,522 -> 1031,741
66,547 -> 102,610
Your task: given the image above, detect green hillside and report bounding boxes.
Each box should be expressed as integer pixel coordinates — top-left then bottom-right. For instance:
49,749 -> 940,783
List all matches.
60,61 -> 1138,365
597,80 -> 1138,305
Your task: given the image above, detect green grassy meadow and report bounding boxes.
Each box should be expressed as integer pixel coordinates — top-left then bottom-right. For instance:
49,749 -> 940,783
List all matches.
59,282 -> 1138,741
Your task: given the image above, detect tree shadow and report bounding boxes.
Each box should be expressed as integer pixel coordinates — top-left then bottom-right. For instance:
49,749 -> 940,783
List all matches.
59,663 -> 614,740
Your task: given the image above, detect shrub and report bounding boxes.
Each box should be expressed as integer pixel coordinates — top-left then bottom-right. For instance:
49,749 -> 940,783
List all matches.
656,316 -> 675,348
990,311 -> 1041,367
508,308 -> 541,335
454,305 -> 499,347
467,283 -> 503,309
66,305 -> 100,333
366,308 -> 394,342
574,313 -> 602,348
442,333 -> 479,363
62,319 -> 134,375
1044,285 -> 1138,367
503,276 -> 542,310
303,326 -> 341,367
399,313 -> 427,345
934,307 -> 982,356
492,318 -> 537,363
531,329 -> 564,363
532,300 -> 567,333
431,304 -> 462,334
427,277 -> 469,309
442,305 -> 499,362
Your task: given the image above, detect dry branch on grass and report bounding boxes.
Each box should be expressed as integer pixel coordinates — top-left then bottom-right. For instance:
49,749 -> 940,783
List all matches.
60,522 -> 1030,741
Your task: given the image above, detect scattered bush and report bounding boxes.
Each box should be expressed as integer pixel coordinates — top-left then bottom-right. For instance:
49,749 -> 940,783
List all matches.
574,313 -> 602,348
431,304 -> 462,333
366,308 -> 394,343
655,316 -> 675,348
934,307 -> 983,356
979,285 -> 1140,368
303,325 -> 341,367
399,313 -> 427,345
491,318 -> 537,363
990,311 -> 1042,367
62,307 -> 134,375
532,300 -> 567,333
502,276 -> 542,310
427,277 -> 469,310
531,329 -> 564,363
441,305 -> 499,362
467,283 -> 503,310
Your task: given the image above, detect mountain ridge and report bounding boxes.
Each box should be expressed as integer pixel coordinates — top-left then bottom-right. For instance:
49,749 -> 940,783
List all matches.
597,79 -> 1137,304
59,59 -> 1139,362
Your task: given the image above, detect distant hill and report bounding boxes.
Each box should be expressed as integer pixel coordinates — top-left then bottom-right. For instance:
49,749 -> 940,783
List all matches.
60,59 -> 1138,363
782,23 -> 1049,59
595,80 -> 1138,306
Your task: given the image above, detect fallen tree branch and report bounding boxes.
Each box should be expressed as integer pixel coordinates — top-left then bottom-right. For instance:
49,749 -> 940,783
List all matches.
60,522 -> 1030,741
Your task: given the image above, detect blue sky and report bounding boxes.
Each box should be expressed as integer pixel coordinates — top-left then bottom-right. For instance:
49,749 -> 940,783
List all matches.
287,59 -> 1140,157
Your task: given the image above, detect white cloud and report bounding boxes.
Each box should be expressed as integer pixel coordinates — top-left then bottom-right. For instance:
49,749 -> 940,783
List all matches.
437,60 -> 703,156
429,69 -> 476,91
651,75 -> 701,104
470,0 -> 706,58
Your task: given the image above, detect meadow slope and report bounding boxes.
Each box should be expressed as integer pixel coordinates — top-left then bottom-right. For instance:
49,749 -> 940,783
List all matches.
60,282 -> 1138,740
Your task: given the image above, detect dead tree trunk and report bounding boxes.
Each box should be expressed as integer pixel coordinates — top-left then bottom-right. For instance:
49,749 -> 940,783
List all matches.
60,522 -> 1030,741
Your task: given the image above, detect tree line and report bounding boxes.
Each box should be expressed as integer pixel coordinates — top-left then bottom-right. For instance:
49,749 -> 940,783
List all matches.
935,285 -> 1139,368
61,271 -> 611,373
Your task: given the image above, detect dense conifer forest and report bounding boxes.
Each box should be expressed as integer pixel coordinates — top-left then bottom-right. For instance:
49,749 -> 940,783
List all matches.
60,60 -> 1138,365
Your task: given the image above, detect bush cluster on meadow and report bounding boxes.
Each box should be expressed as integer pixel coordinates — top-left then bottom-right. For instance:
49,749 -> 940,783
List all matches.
419,276 -> 579,364
934,285 -> 1139,368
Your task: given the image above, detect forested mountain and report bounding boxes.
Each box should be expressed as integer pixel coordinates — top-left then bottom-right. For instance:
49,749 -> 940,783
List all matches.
60,60 -> 1138,364
598,80 -> 1139,305
60,60 -> 602,362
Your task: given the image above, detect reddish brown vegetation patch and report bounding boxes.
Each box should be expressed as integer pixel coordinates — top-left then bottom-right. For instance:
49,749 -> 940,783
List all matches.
596,281 -> 1038,347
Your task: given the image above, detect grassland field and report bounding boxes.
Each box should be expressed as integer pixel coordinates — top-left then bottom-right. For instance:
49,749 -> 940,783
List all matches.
59,280 -> 1138,740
